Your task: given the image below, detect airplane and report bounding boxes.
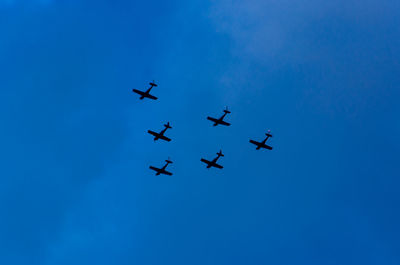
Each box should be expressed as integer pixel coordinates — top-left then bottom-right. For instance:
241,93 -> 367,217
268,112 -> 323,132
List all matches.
207,107 -> 231,126
149,159 -> 173,176
249,130 -> 273,150
200,150 -> 224,169
132,81 -> 158,100
148,122 -> 172,141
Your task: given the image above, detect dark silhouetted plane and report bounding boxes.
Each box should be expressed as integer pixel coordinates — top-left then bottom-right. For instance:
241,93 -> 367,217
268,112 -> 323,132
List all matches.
132,81 -> 158,100
249,130 -> 273,150
148,122 -> 172,141
207,107 -> 231,126
201,150 -> 224,169
149,159 -> 173,176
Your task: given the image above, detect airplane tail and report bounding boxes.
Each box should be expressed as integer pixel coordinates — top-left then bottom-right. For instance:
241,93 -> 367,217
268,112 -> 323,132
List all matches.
223,107 -> 231,114
265,132 -> 273,138
149,81 -> 157,87
164,122 -> 172,129
217,150 -> 224,157
166,159 -> 173,164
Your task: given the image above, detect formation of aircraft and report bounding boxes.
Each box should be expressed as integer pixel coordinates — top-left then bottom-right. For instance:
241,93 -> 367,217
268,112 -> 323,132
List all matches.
249,130 -> 273,150
200,150 -> 224,169
148,122 -> 172,142
149,159 -> 173,176
207,107 -> 231,126
133,81 -> 274,175
132,81 -> 158,100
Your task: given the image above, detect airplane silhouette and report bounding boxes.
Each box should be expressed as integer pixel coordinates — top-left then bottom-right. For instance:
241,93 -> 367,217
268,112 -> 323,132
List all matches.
201,150 -> 224,169
249,130 -> 273,150
132,81 -> 158,100
148,122 -> 172,141
149,159 -> 173,176
207,107 -> 231,126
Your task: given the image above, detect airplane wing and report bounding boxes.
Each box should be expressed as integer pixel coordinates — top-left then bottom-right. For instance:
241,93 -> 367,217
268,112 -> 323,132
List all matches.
249,140 -> 273,150
149,166 -> 160,172
132,89 -> 145,96
158,135 -> 171,142
218,120 -> 231,126
249,140 -> 260,146
207,117 -> 230,126
263,144 -> 273,150
145,94 -> 158,100
207,117 -> 218,123
162,170 -> 173,176
200,158 -> 211,165
213,163 -> 223,169
147,130 -> 159,137
132,89 -> 157,100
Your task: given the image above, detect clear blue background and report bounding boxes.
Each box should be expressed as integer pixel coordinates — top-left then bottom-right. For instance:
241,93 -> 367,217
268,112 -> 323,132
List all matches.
1,1 -> 399,264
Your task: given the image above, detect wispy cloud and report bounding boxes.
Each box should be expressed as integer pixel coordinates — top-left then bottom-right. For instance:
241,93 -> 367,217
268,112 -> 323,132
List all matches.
210,0 -> 399,62
208,0 -> 400,116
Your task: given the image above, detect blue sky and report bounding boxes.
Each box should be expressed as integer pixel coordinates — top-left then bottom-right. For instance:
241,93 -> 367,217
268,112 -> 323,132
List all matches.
0,1 -> 399,264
